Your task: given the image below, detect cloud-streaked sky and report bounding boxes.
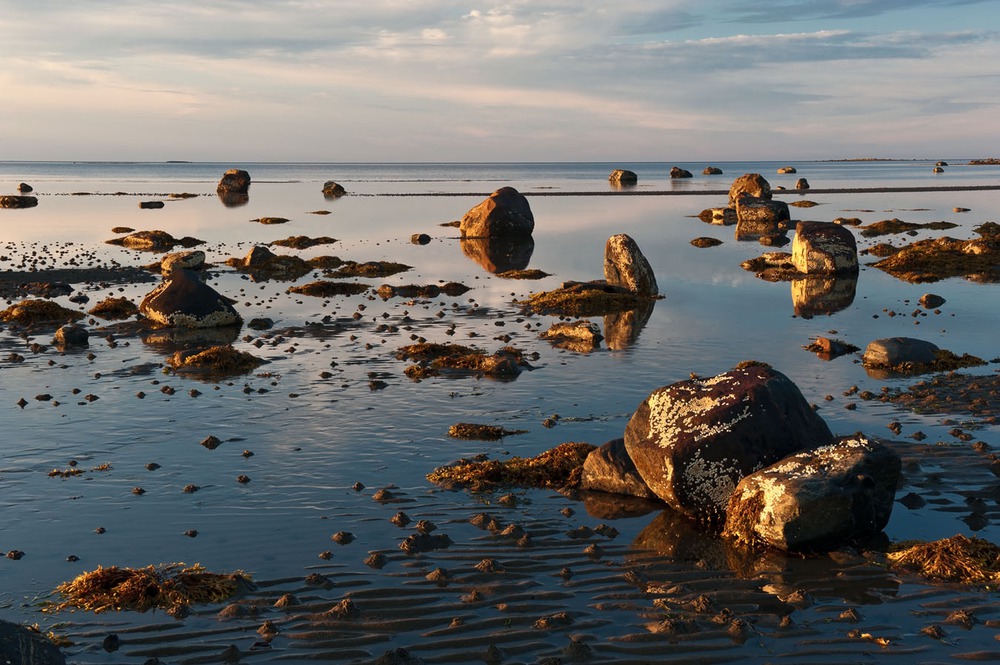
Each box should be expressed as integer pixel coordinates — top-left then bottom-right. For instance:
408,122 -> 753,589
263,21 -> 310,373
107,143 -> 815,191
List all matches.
2,0 -> 998,161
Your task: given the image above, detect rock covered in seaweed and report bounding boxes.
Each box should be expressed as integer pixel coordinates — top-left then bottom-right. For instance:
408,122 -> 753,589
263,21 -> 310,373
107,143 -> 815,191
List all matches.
623,363 -> 833,523
723,434 -> 900,552
460,187 -> 534,238
139,269 -> 242,328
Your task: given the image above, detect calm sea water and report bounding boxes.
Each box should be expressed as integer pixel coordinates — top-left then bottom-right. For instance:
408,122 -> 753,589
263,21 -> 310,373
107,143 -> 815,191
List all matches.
1,161 -> 999,662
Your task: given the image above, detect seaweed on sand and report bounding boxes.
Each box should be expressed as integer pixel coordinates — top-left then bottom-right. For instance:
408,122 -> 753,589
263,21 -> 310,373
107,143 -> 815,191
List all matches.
0,299 -> 84,325
887,535 -> 1000,585
168,345 -> 265,375
397,342 -> 532,379
50,563 -> 253,613
427,442 -> 596,492
518,281 -> 656,317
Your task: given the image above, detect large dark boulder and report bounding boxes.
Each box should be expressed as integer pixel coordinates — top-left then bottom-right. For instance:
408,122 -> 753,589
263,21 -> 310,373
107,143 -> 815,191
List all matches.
460,187 -> 534,238
728,173 -> 772,206
0,620 -> 65,665
217,168 -> 251,194
723,435 -> 900,552
0,195 -> 38,208
53,323 -> 89,347
322,181 -> 346,198
670,166 -> 693,178
581,438 -> 658,500
140,269 -> 242,328
624,363 -> 833,522
604,233 -> 658,296
791,221 -> 858,275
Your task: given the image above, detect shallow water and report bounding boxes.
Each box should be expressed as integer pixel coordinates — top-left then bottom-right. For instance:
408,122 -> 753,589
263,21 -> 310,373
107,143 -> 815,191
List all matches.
1,161 -> 999,663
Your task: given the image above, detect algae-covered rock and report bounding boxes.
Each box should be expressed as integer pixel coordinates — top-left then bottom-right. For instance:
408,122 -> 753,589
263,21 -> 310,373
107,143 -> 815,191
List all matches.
888,535 -> 1000,585
288,281 -> 370,297
168,344 -> 265,375
139,269 -> 242,328
447,423 -> 528,441
519,281 -> 655,317
0,299 -> 84,325
88,296 -> 139,320
427,442 -> 595,491
397,343 -> 531,380
872,224 -> 1000,283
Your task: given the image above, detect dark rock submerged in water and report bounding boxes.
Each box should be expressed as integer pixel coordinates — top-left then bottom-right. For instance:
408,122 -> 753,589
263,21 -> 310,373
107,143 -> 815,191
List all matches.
604,233 -> 658,296
217,169 -> 250,194
724,435 -> 900,552
459,187 -> 534,238
624,363 -> 834,523
0,195 -> 38,208
139,269 -> 242,328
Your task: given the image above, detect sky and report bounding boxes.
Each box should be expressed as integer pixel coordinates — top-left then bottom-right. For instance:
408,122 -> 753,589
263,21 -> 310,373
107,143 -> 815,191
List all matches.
1,0 -> 999,162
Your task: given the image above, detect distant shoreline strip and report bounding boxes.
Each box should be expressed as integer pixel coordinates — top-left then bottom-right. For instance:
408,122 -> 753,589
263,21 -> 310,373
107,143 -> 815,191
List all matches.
370,185 -> 1000,197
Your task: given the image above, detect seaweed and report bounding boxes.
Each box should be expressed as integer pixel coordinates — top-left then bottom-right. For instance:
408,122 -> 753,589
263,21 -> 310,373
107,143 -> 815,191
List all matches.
270,235 -> 338,249
50,563 -> 252,613
888,535 -> 1000,585
88,296 -> 139,320
168,345 -> 265,375
427,442 -> 596,491
0,299 -> 84,324
397,342 -> 531,379
447,423 -> 528,441
518,282 -> 655,317
326,261 -> 412,278
288,281 -> 370,297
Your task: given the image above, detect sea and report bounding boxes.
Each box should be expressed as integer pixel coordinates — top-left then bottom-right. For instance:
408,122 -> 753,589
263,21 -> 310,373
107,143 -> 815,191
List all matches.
1,159 -> 999,663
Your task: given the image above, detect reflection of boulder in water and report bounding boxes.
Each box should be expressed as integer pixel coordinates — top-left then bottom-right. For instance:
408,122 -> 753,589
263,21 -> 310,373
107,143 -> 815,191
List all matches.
632,509 -> 730,569
142,325 -> 241,353
580,490 -> 661,520
603,300 -> 655,350
460,236 -> 534,274
791,274 -> 857,318
218,191 -> 249,208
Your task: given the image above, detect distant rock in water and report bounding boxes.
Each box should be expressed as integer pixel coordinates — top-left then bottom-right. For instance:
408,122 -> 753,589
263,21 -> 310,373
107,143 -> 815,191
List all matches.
608,169 -> 638,185
217,169 -> 250,194
0,195 -> 38,208
460,187 -> 534,238
670,166 -> 693,178
777,166 -> 797,174
322,181 -> 346,198
703,166 -> 723,175
17,182 -> 33,193
795,178 -> 810,190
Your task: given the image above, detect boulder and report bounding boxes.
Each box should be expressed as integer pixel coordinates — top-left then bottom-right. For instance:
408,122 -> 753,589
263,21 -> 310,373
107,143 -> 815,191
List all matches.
609,169 -> 638,185
862,337 -> 939,368
581,438 -> 658,500
795,178 -> 810,190
140,269 -> 242,328
791,221 -> 858,275
322,181 -> 346,198
728,173 -> 772,206
699,207 -> 737,226
0,195 -> 38,209
723,435 -> 900,552
670,166 -> 693,178
777,166 -> 797,174
541,320 -> 603,352
604,234 -> 658,296
735,197 -> 789,239
0,619 -> 66,665
217,169 -> 251,194
17,183 -> 33,193
161,250 -> 206,275
919,293 -> 945,309
624,363 -> 833,522
703,166 -> 723,175
139,200 -> 165,209
460,187 -> 534,238
53,323 -> 89,347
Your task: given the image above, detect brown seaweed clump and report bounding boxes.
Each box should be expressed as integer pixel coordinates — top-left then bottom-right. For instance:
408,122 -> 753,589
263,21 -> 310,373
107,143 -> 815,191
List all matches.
427,442 -> 596,492
396,343 -> 532,380
106,230 -> 204,251
690,237 -> 723,248
887,535 -> 1000,585
879,372 -> 1000,421
251,217 -> 289,225
495,269 -> 551,280
288,281 -> 370,297
518,281 -> 655,317
50,563 -> 252,613
88,296 -> 139,320
168,345 -> 265,375
859,219 -> 958,238
872,224 -> 1000,282
376,282 -> 471,300
448,423 -> 529,441
326,261 -> 412,278
269,235 -> 337,250
0,299 -> 84,325
864,349 -> 986,375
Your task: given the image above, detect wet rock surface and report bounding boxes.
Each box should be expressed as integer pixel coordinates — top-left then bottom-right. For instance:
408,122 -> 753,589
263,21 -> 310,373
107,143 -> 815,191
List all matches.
624,363 -> 834,522
460,187 -> 534,238
604,233 -> 658,296
139,269 -> 242,328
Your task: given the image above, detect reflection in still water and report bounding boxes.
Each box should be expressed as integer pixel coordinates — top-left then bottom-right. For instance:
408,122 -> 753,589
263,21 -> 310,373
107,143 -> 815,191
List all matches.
604,300 -> 655,350
791,274 -> 857,318
218,191 -> 249,208
460,236 -> 534,274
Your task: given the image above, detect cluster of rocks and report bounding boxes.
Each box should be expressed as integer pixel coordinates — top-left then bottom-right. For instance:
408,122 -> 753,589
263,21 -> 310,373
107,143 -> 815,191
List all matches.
607,167 -> 723,186
580,362 -> 901,553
